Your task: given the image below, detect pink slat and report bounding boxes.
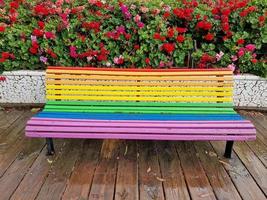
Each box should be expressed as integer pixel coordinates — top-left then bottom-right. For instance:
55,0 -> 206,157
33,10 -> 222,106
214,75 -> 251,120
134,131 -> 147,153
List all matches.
25,131 -> 256,141
27,119 -> 254,128
30,117 -> 252,124
26,126 -> 256,134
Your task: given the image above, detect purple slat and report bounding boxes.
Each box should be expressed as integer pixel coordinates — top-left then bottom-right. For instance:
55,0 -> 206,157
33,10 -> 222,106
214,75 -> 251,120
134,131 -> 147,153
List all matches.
27,119 -> 254,128
25,131 -> 256,141
26,125 -> 256,134
30,117 -> 252,124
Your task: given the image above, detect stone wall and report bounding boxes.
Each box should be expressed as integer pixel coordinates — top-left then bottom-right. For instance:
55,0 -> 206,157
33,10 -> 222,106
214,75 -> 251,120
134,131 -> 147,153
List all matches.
0,70 -> 266,108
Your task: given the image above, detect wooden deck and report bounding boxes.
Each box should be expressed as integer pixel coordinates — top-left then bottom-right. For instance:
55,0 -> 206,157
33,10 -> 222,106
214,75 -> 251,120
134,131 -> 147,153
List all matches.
0,109 -> 266,200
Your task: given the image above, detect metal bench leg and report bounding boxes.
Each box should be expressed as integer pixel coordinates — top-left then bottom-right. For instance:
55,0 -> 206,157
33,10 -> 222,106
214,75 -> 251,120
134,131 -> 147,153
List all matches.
224,141 -> 234,158
46,138 -> 55,156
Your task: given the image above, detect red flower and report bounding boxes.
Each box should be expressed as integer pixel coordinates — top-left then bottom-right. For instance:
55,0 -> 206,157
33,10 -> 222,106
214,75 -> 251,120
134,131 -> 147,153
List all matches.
204,33 -> 214,41
237,39 -> 245,45
259,16 -> 265,26
212,8 -> 219,15
176,27 -> 187,33
34,4 -> 50,16
196,21 -> 212,30
0,26 -> 5,32
45,32 -> 55,39
38,21 -> 45,29
221,23 -> 230,32
47,49 -> 57,58
167,28 -> 174,38
0,58 -> 6,63
32,41 -> 39,49
222,9 -> 231,16
134,44 -> 140,50
82,21 -> 101,32
124,33 -> 131,40
162,43 -> 175,54
154,33 -> 166,41
163,11 -> 170,19
145,58 -> 150,64
0,76 -> 6,81
176,35 -> 185,43
10,1 -> 19,9
239,10 -> 248,17
2,52 -> 10,59
33,29 -> 43,37
29,47 -> 38,54
97,54 -> 107,62
251,59 -> 257,63
173,8 -> 193,20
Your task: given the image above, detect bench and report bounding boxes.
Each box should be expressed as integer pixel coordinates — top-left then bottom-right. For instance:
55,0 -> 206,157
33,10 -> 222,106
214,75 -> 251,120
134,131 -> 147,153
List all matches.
25,66 -> 256,158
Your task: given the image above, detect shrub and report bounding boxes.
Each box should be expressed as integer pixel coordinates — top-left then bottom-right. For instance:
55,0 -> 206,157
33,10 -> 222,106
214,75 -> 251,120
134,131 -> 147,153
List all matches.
0,0 -> 266,77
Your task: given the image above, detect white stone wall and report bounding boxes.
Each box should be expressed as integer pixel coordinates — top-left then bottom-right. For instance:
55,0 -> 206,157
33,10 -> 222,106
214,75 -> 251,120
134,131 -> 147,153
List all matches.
0,71 -> 46,104
0,70 -> 266,108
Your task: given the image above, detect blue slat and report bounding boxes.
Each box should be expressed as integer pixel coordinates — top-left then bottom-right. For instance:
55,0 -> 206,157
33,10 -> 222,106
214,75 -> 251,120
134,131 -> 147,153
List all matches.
36,112 -> 244,121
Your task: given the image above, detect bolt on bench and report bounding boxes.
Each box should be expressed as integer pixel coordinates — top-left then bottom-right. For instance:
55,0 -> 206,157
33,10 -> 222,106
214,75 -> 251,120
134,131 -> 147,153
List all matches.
25,66 -> 256,158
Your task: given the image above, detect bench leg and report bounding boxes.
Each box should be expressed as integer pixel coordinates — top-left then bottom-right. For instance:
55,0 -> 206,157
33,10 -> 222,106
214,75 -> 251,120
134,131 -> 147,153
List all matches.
46,138 -> 55,156
224,141 -> 234,158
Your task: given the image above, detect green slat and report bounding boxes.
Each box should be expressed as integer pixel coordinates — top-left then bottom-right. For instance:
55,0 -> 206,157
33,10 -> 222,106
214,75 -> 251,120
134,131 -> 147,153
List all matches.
44,105 -> 235,113
46,101 -> 233,108
43,109 -> 235,114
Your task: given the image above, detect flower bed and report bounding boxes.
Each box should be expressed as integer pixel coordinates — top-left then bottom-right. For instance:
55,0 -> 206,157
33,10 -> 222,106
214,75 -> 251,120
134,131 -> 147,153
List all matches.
0,0 -> 266,77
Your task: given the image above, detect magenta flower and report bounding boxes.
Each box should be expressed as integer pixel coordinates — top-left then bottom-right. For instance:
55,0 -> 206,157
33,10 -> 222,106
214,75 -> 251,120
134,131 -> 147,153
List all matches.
245,44 -> 256,52
70,46 -> 78,58
116,26 -> 125,34
137,22 -> 144,29
120,4 -> 131,20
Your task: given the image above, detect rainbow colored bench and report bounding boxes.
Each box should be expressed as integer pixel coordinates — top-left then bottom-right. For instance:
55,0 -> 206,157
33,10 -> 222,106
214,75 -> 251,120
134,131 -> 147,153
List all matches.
25,66 -> 256,158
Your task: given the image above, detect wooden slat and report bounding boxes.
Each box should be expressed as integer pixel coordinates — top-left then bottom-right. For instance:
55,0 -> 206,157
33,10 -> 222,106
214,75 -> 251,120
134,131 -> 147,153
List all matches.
10,140 -> 66,200
0,138 -> 44,200
46,79 -> 233,87
47,69 -> 233,76
233,142 -> 267,195
138,141 -> 165,200
194,142 -> 242,200
156,142 -> 190,200
61,140 -> 102,200
46,85 -> 233,92
246,140 -> 267,168
88,141 -> 119,200
46,95 -> 232,102
48,66 -> 231,72
114,141 -> 138,200
211,141 -> 267,200
176,142 -> 217,200
35,140 -> 81,200
46,74 -> 233,81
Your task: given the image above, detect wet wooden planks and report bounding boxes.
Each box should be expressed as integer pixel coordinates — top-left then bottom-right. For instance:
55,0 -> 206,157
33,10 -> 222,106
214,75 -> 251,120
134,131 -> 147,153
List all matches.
0,109 -> 265,200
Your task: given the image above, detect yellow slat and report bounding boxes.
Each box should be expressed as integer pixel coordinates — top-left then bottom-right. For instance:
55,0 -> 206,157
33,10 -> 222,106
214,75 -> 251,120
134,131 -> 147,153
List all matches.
46,74 -> 233,81
46,95 -> 232,102
47,69 -> 233,76
46,85 -> 233,92
46,90 -> 233,97
46,80 -> 233,87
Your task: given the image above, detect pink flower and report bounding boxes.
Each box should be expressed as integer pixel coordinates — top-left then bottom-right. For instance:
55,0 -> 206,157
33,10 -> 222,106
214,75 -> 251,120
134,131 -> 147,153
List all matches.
231,55 -> 238,61
70,46 -> 78,58
134,15 -> 141,22
245,44 -> 256,52
216,51 -> 224,61
45,32 -> 55,39
114,55 -> 124,65
159,61 -> 165,68
130,4 -> 136,10
31,35 -> 37,42
137,22 -> 144,29
140,6 -> 149,13
227,63 -> 236,71
116,26 -> 125,34
163,5 -> 171,12
238,48 -> 245,57
40,56 -> 48,63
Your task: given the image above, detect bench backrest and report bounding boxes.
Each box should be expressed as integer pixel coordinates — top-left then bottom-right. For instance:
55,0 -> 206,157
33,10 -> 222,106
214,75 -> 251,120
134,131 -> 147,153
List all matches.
45,67 -> 234,112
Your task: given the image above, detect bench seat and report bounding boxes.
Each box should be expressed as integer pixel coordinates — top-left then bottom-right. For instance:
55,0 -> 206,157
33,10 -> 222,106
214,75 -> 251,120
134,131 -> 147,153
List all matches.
25,67 -> 256,158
